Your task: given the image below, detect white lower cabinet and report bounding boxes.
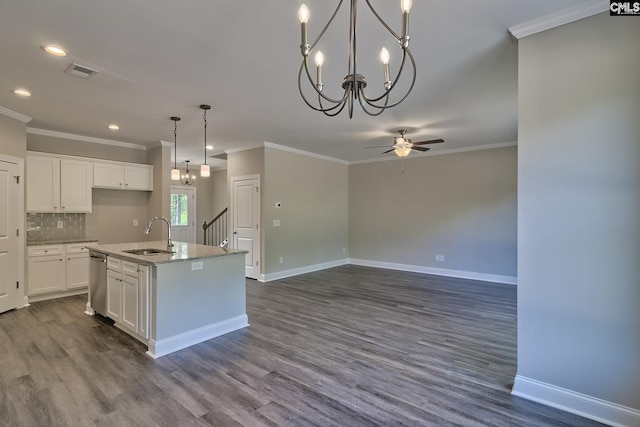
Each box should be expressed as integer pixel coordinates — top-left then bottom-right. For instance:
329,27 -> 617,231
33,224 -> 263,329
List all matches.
27,243 -> 92,300
106,256 -> 149,342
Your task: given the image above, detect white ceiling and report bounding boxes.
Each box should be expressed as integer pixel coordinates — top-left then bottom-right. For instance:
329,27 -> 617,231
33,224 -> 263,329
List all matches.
0,0 -> 587,165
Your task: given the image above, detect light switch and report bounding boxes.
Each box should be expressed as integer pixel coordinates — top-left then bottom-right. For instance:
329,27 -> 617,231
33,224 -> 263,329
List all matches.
273,219 -> 280,227
133,219 -> 139,226
191,261 -> 203,270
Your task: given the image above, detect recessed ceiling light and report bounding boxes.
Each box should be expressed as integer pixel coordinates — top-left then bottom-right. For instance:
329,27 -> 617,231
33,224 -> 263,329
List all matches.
206,145 -> 214,150
13,88 -> 32,97
41,45 -> 67,57
108,124 -> 120,130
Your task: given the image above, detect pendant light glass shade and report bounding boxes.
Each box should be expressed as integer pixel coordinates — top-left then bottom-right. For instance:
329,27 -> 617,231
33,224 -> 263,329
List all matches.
200,104 -> 211,177
170,116 -> 181,180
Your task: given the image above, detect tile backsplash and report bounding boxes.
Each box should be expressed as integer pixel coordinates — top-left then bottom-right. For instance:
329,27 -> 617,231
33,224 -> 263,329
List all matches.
27,213 -> 86,242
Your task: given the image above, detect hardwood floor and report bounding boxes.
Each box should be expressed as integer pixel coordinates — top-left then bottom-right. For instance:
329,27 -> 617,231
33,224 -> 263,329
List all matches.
0,265 -> 605,426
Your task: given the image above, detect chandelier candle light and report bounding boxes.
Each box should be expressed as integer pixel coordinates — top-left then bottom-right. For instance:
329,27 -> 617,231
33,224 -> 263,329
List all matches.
170,116 -> 181,181
297,0 -> 416,118
200,104 -> 211,177
181,160 -> 196,186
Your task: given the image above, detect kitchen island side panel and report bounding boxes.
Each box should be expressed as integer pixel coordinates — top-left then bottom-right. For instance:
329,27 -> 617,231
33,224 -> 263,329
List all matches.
152,253 -> 247,340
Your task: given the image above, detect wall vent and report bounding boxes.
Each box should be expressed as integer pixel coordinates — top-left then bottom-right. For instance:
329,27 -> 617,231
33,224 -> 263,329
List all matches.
64,63 -> 98,79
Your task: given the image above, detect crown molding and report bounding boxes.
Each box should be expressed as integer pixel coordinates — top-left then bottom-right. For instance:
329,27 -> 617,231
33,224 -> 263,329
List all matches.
264,141 -> 349,165
27,127 -> 147,150
224,143 -> 265,155
146,140 -> 173,149
349,141 -> 517,165
509,0 -> 608,41
0,106 -> 31,123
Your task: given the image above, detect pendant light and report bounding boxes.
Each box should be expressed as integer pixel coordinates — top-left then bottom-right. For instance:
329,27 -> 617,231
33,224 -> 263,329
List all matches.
200,104 -> 211,177
170,116 -> 181,180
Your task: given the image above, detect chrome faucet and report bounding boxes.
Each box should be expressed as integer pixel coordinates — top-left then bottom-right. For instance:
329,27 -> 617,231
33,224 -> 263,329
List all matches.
144,216 -> 173,250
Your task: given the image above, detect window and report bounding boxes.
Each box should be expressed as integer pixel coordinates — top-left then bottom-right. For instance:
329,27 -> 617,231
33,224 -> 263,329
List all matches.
171,193 -> 189,226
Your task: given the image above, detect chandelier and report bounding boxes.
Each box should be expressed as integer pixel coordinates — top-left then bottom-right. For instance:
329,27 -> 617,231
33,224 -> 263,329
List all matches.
181,160 -> 196,186
297,0 -> 416,118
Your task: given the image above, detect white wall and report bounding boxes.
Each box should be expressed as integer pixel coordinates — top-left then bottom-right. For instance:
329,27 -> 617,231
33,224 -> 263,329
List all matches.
514,12 -> 640,425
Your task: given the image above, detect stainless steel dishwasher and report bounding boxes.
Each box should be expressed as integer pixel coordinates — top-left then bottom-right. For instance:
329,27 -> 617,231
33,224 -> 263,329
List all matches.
89,251 -> 107,315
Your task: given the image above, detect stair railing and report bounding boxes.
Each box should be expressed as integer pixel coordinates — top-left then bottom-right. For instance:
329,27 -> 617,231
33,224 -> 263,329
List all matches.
203,207 -> 228,247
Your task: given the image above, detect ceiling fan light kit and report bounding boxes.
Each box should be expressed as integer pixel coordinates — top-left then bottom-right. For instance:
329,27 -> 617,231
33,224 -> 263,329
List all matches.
297,0 -> 416,118
367,129 -> 444,158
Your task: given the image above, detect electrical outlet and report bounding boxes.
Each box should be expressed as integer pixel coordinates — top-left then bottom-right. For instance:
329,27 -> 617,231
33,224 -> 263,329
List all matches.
133,219 -> 138,226
57,221 -> 64,229
191,261 -> 203,270
435,254 -> 445,262
273,219 -> 281,226
279,256 -> 284,264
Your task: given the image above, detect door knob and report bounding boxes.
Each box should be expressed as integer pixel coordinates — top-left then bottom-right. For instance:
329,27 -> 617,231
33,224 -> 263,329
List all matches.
233,231 -> 238,235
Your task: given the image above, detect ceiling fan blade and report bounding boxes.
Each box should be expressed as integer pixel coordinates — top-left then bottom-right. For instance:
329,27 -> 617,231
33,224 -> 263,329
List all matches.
381,148 -> 395,154
412,138 -> 445,146
363,145 -> 393,149
411,146 -> 431,152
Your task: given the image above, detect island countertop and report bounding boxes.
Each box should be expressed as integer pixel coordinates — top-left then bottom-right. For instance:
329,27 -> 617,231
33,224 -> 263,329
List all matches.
86,241 -> 247,266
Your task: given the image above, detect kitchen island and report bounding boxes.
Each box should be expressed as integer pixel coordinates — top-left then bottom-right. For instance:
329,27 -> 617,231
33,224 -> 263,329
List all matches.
86,241 -> 248,358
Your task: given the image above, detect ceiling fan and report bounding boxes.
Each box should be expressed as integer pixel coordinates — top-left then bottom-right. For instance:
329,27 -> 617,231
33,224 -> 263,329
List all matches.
366,129 -> 444,157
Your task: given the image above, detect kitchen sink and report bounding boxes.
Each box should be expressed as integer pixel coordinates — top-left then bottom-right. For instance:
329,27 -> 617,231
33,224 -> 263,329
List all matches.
123,248 -> 174,256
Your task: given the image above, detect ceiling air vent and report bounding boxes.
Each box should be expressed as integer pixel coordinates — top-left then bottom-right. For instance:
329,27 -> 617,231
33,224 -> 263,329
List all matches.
64,63 -> 98,79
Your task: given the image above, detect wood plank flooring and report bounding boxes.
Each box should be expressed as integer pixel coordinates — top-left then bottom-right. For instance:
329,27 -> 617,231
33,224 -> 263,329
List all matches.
0,265 -> 605,426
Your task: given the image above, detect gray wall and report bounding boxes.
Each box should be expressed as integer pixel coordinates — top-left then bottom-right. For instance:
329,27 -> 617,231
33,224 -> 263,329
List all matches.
516,12 -> 640,415
212,169 -> 228,219
349,147 -> 517,279
0,114 -> 27,159
146,145 -> 171,242
264,147 -> 348,276
86,190 -> 150,244
27,133 -> 147,163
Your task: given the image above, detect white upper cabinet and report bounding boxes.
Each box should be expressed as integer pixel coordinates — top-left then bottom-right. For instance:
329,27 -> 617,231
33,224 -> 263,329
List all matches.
93,162 -> 153,191
27,154 -> 92,213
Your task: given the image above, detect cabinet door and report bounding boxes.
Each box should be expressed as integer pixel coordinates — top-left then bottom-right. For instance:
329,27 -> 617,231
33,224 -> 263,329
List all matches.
121,274 -> 139,333
27,255 -> 65,295
66,252 -> 89,290
124,165 -> 152,191
106,269 -> 122,322
93,163 -> 124,189
26,155 -> 60,212
60,159 -> 93,212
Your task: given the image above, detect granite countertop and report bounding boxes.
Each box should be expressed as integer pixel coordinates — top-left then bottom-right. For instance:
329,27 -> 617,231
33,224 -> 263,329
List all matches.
85,241 -> 247,266
27,238 -> 99,246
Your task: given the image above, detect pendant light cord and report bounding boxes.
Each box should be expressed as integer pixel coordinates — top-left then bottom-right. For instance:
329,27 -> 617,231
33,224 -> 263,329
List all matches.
203,108 -> 208,166
174,120 -> 178,170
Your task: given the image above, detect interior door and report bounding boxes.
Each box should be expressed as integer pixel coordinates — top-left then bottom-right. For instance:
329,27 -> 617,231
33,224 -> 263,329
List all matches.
170,186 -> 196,244
0,159 -> 20,313
231,175 -> 260,279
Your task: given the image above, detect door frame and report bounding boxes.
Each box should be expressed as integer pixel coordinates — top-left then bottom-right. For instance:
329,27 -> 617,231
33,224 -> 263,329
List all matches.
230,174 -> 261,280
170,184 -> 197,244
0,154 -> 26,310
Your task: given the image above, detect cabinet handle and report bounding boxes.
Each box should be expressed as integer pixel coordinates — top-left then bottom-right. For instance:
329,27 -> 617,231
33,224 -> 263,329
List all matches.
44,250 -> 48,253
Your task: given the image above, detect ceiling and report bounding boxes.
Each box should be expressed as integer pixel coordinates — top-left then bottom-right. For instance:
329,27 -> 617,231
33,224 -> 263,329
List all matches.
0,0 -> 587,166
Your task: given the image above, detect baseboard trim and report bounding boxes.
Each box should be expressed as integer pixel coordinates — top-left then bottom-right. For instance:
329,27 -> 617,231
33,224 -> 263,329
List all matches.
146,315 -> 249,359
261,259 -> 349,282
512,375 -> 640,427
348,258 -> 517,285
